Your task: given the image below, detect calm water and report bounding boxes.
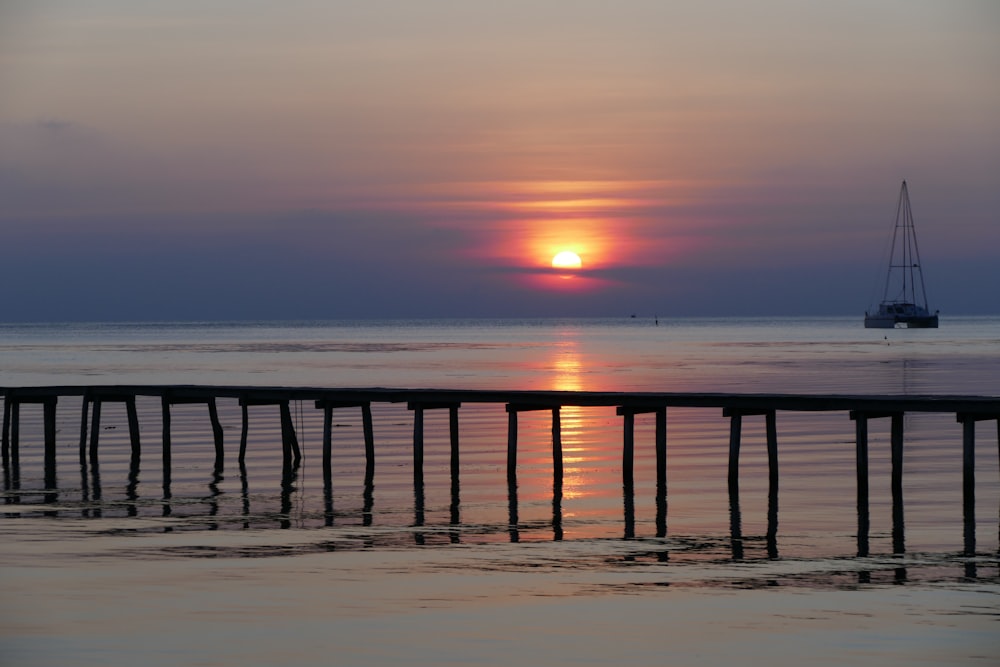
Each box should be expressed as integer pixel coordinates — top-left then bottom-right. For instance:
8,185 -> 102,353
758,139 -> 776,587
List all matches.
2,317 -> 999,666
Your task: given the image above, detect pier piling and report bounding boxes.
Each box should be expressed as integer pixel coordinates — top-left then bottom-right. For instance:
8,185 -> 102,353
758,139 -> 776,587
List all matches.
956,412 -> 999,556
3,385 -> 1000,554
239,396 -> 300,469
505,403 -> 562,485
406,401 -> 461,497
2,394 -> 58,475
617,406 -> 667,522
314,400 -> 371,484
723,408 -> 779,550
852,411 -> 906,553
161,393 -> 225,472
850,411 -> 872,556
80,393 -> 141,463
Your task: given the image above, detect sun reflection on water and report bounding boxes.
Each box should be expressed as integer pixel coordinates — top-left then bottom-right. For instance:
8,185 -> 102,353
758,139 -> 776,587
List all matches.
546,339 -> 601,502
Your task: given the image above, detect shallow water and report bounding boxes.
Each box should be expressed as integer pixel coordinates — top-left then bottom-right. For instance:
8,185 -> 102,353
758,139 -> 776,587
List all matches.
2,317 -> 999,665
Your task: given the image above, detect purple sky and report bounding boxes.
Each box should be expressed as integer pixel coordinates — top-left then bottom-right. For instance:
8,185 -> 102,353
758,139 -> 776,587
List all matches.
2,1 -> 998,321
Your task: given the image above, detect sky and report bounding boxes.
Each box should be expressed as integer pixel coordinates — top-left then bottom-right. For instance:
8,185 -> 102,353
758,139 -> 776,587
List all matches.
1,1 -> 998,321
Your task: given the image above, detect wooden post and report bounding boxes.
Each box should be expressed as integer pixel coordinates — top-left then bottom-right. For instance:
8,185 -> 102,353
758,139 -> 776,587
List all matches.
2,395 -> 11,462
89,399 -> 102,460
321,404 -> 333,483
412,404 -> 424,489
161,396 -> 172,475
42,398 -> 57,494
765,410 -> 778,550
239,398 -> 249,463
506,407 -> 518,483
656,408 -> 667,537
891,412 -> 905,554
407,401 -> 461,491
10,399 -> 20,468
278,402 -> 298,471
851,411 -> 905,554
851,411 -> 871,557
622,409 -> 635,492
125,396 -> 141,462
279,402 -> 301,465
655,408 -> 666,498
78,396 -> 90,465
162,393 -> 224,473
449,405 -> 460,487
448,405 -> 461,534
362,403 -> 375,488
956,412 -> 999,556
618,405 -> 667,538
961,415 -> 976,556
240,396 -> 300,467
505,403 -> 556,484
551,407 -> 562,486
727,411 -> 742,503
3,398 -> 62,471
315,399 -> 377,488
616,406 -> 666,490
207,399 -> 224,469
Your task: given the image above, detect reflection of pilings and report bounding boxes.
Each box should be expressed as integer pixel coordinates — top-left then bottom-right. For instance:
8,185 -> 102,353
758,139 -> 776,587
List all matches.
552,484 -> 563,541
90,455 -> 103,518
79,458 -> 90,517
239,396 -> 301,468
729,493 -> 744,560
956,412 -> 1000,556
505,403 -> 561,485
279,461 -> 300,530
238,461 -> 249,529
126,452 -> 140,518
207,467 -> 222,530
323,479 -> 335,527
362,482 -> 374,527
624,485 -> 636,539
507,479 -> 519,543
162,392 -> 225,473
314,400 -> 375,488
80,393 -> 141,463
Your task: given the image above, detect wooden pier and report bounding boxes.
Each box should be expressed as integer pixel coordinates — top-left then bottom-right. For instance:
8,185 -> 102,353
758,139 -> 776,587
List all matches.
3,385 -> 999,555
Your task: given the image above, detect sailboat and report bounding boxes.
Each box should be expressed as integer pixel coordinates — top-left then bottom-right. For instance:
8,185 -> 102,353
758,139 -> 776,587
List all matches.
864,180 -> 939,328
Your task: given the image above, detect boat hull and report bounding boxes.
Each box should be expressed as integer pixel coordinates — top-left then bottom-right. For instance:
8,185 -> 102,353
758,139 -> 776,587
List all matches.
865,304 -> 939,329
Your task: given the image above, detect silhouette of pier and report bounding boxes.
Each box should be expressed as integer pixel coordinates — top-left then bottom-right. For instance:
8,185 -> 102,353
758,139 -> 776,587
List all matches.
3,385 -> 999,557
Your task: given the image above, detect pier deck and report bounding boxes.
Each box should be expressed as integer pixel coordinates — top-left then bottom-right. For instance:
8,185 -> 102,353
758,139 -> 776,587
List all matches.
3,385 -> 999,556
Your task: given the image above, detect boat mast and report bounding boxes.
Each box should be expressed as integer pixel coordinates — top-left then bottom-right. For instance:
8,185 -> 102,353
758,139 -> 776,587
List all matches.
880,180 -> 931,310
905,183 -> 932,311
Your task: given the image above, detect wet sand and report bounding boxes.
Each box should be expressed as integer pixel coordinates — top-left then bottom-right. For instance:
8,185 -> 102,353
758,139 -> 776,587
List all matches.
2,526 -> 997,667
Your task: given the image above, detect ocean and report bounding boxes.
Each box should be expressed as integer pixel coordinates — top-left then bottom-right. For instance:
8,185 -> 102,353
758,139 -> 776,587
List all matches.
2,317 -> 998,666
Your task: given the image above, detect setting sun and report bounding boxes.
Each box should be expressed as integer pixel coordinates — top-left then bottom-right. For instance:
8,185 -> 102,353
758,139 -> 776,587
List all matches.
551,251 -> 583,269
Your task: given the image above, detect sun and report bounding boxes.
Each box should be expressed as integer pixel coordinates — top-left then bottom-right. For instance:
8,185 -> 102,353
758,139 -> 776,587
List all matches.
551,250 -> 582,269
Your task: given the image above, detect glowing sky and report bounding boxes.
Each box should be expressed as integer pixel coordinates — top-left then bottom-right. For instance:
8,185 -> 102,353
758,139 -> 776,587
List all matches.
1,1 -> 998,320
